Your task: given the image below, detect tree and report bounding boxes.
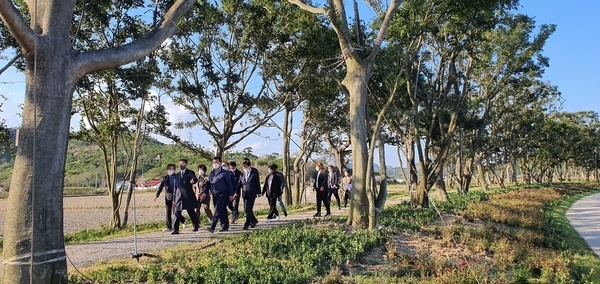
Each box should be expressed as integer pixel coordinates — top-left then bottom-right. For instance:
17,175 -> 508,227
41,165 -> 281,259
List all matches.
0,0 -> 196,282
159,0 -> 294,158
290,0 -> 404,230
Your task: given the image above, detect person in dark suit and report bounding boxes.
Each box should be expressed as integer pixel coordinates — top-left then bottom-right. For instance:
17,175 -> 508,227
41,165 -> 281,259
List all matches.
154,164 -> 177,231
194,164 -> 213,223
313,162 -> 330,217
240,159 -> 260,230
227,161 -> 242,223
172,159 -> 200,234
263,164 -> 283,221
203,156 -> 236,233
327,165 -> 342,210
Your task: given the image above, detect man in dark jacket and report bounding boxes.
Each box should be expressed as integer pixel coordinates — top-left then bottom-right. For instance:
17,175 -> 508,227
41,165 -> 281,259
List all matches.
263,164 -> 283,221
227,161 -> 242,223
313,162 -> 330,217
154,164 -> 177,231
172,159 -> 200,234
203,156 -> 235,233
240,159 -> 260,230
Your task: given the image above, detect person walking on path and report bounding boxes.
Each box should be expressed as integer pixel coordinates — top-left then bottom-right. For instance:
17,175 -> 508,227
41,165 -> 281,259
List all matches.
203,157 -> 236,233
263,164 -> 283,222
194,164 -> 213,223
341,169 -> 352,208
240,159 -> 260,230
273,164 -> 288,217
327,165 -> 342,210
172,159 -> 201,235
227,161 -> 242,223
313,162 -> 330,217
154,164 -> 177,231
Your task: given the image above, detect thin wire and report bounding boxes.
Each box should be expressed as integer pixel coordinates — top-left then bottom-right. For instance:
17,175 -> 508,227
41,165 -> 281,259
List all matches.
30,0 -> 39,281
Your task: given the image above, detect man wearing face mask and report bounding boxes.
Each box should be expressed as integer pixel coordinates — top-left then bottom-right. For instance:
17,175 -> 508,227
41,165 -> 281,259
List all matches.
263,164 -> 283,222
313,162 -> 331,217
172,159 -> 200,234
203,156 -> 235,233
227,161 -> 242,223
155,164 -> 177,231
240,159 -> 260,229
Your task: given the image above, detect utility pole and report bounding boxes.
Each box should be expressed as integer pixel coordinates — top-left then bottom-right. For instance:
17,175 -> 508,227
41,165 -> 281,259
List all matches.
595,149 -> 598,182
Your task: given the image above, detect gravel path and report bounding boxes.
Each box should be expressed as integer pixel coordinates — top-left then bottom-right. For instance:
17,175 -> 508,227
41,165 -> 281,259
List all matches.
0,189 -> 409,276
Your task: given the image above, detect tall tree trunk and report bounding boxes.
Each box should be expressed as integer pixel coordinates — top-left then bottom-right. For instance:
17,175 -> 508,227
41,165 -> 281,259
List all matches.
1,47 -> 74,283
282,107 -> 292,205
375,136 -> 387,212
345,59 -> 370,229
435,168 -> 449,202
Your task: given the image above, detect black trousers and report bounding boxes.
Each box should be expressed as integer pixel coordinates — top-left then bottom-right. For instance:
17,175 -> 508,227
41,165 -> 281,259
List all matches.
210,193 -> 230,230
243,197 -> 258,227
227,194 -> 241,219
316,189 -> 330,215
173,207 -> 200,231
267,197 -> 279,219
164,198 -> 173,229
328,188 -> 341,209
343,190 -> 350,207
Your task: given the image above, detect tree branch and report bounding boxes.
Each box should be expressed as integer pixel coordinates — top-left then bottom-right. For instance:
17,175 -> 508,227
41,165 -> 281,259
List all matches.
0,0 -> 36,52
287,0 -> 327,14
75,0 -> 196,75
0,54 -> 19,76
368,0 -> 403,62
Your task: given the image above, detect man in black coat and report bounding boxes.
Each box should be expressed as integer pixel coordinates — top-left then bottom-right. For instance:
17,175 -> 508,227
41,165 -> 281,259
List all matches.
172,159 -> 200,234
240,159 -> 260,230
227,161 -> 242,223
154,164 -> 177,231
263,164 -> 283,221
313,162 -> 330,217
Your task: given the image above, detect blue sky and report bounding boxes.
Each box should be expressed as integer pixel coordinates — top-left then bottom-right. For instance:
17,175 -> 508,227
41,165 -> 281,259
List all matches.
0,0 -> 598,167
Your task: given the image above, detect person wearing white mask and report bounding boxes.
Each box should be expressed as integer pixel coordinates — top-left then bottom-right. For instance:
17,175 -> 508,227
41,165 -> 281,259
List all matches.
262,164 -> 283,222
313,162 -> 331,217
155,164 -> 177,231
194,164 -> 213,223
202,157 -> 235,233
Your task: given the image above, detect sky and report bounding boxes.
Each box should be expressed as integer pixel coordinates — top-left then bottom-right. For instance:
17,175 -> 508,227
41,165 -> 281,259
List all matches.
0,0 -> 598,167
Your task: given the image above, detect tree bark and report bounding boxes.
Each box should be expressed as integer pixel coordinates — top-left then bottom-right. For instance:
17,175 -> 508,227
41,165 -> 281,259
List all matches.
435,168 -> 449,202
375,136 -> 387,212
0,0 -> 196,282
282,107 -> 292,205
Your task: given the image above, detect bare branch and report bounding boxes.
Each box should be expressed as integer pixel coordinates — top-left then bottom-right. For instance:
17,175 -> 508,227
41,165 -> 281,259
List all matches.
0,54 -> 19,76
368,0 -> 403,62
288,0 -> 327,14
0,0 -> 36,52
75,0 -> 196,75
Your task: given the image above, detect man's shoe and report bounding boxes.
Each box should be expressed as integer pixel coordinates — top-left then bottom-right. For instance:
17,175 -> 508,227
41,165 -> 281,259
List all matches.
276,215 -> 280,221
192,227 -> 199,232
284,212 -> 288,217
171,231 -> 180,235
313,213 -> 321,217
242,226 -> 249,230
207,227 -> 215,234
250,222 -> 258,228
219,227 -> 229,232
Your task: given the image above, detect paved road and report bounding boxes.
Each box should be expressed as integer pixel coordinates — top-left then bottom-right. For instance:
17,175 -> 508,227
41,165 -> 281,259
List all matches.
566,193 -> 600,257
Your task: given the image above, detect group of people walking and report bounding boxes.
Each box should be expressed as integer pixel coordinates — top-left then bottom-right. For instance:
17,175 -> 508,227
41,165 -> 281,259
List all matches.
155,157 -> 289,234
313,162 -> 352,217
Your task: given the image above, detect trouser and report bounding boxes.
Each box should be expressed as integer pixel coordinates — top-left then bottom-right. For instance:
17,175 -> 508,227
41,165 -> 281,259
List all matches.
173,207 -> 200,231
210,192 -> 230,230
328,188 -> 341,209
343,190 -> 350,207
277,196 -> 287,216
196,194 -> 213,223
243,198 -> 258,227
267,197 -> 279,219
316,190 -> 330,215
228,194 -> 241,220
164,198 -> 173,229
